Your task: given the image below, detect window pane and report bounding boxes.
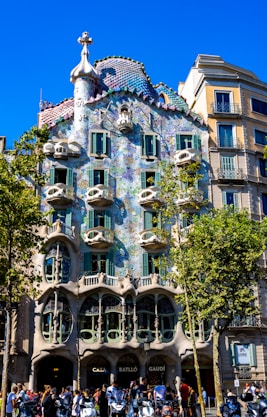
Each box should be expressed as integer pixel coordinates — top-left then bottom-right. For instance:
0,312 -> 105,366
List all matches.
219,125 -> 233,147
255,129 -> 267,145
252,98 -> 267,116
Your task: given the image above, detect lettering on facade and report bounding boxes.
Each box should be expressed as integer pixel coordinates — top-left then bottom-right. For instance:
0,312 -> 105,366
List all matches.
118,366 -> 138,373
148,365 -> 165,372
92,367 -> 107,373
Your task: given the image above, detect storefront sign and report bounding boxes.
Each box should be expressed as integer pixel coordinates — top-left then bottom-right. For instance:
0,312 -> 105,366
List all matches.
148,365 -> 165,372
118,366 -> 138,373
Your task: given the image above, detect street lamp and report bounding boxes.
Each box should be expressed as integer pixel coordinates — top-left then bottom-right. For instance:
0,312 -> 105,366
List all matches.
144,337 -> 150,380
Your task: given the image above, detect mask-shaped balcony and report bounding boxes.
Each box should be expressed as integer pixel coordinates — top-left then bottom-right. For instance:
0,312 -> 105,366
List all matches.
84,226 -> 114,249
139,229 -> 167,250
117,108 -> 133,134
54,142 -> 68,159
138,186 -> 164,208
86,185 -> 114,207
174,149 -> 201,166
176,189 -> 204,207
45,183 -> 75,206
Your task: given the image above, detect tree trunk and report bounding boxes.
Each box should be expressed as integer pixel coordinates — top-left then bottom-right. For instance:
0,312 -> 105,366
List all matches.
1,307 -> 11,417
184,284 -> 206,417
213,319 -> 224,416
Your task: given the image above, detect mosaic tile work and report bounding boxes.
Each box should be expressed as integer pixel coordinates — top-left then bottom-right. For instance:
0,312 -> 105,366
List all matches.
40,51 -> 209,280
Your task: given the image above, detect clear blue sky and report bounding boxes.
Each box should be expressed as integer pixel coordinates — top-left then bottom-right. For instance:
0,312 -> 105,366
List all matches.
1,0 -> 267,148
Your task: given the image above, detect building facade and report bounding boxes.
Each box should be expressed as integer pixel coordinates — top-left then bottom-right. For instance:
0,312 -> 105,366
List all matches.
2,38 -> 267,395
179,54 -> 267,389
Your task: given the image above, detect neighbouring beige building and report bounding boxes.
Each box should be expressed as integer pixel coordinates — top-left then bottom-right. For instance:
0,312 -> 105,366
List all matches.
179,54 -> 267,389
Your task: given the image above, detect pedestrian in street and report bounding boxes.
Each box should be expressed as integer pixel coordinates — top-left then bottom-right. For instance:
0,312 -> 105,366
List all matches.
71,389 -> 81,417
42,387 -> 60,417
99,385 -> 108,417
6,385 -> 18,417
180,379 -> 190,417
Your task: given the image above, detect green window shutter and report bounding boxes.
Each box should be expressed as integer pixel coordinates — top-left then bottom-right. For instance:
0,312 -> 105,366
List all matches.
222,191 -> 227,205
50,167 -> 55,185
104,211 -> 111,229
65,208 -> 72,227
249,343 -> 257,367
192,135 -> 200,150
157,213 -> 162,229
104,170 -> 109,186
144,211 -> 153,229
84,252 -> 92,272
107,251 -> 114,275
91,132 -> 97,153
66,168 -> 73,186
176,135 -> 182,150
152,135 -> 158,156
143,253 -> 149,276
141,172 -> 146,189
155,172 -> 161,186
233,192 -> 238,208
88,211 -> 94,228
88,169 -> 94,187
141,134 -> 146,156
230,343 -> 236,366
102,133 -> 107,154
158,256 -> 165,277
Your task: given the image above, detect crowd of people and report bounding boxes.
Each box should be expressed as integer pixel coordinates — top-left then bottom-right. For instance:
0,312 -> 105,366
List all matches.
1,379 -> 208,417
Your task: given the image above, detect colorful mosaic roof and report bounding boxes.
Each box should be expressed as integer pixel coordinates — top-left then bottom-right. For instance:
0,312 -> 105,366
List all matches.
39,35 -> 204,129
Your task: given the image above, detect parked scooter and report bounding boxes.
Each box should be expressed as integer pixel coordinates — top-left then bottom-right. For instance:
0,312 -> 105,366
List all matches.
220,395 -> 241,417
110,397 -> 127,417
154,400 -> 173,417
241,392 -> 267,417
137,399 -> 155,417
80,399 -> 97,417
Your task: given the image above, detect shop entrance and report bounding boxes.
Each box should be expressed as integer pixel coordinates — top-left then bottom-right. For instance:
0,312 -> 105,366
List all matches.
148,355 -> 166,386
117,354 -> 139,388
37,355 -> 73,392
87,355 -> 110,390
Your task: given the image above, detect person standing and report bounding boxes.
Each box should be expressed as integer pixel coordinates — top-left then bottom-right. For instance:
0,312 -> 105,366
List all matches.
42,387 -> 60,417
99,385 -> 108,417
6,385 -> 18,417
71,389 -> 81,417
201,387 -> 207,407
180,380 -> 190,417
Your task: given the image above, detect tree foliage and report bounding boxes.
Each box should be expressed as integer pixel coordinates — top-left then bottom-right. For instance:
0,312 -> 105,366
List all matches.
0,125 -> 49,300
156,160 -> 267,415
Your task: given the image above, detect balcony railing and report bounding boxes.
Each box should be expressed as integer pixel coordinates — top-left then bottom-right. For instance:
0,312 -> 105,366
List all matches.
45,220 -> 76,239
212,103 -> 241,114
138,186 -> 164,207
176,189 -> 204,206
139,229 -> 167,250
45,183 -> 75,204
84,227 -> 114,248
86,184 -> 114,206
229,316 -> 266,327
217,168 -> 247,181
174,149 -> 201,166
215,137 -> 242,148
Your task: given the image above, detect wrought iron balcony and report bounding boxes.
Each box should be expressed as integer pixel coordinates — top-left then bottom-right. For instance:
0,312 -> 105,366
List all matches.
215,137 -> 242,148
45,183 -> 75,205
217,168 -> 247,182
138,186 -> 164,207
212,102 -> 241,115
86,184 -> 114,206
84,226 -> 114,248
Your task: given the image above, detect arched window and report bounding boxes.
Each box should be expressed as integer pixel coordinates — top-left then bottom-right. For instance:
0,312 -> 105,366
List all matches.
125,295 -> 134,341
158,296 -> 176,342
45,242 -> 71,283
42,293 -> 72,343
136,296 -> 155,342
79,295 -> 99,343
102,295 -> 123,343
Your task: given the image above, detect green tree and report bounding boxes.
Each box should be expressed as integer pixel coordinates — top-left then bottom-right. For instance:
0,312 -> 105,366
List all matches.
0,126 -> 49,417
178,208 -> 267,413
157,161 -> 267,417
